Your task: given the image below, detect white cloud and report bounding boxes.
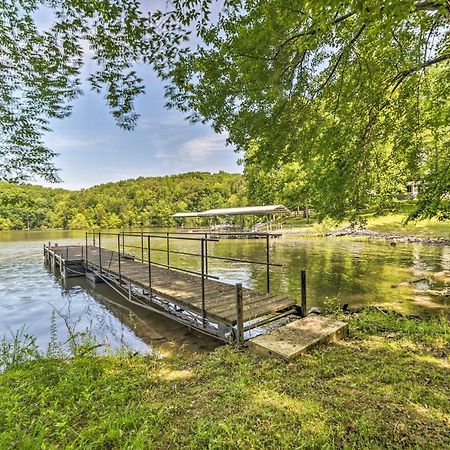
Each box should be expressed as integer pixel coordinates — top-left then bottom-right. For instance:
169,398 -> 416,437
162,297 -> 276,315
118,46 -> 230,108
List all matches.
45,135 -> 110,151
180,133 -> 229,161
153,132 -> 231,171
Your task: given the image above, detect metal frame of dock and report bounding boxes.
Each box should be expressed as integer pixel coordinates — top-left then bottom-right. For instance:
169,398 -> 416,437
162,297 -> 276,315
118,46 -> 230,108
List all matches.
44,231 -> 307,345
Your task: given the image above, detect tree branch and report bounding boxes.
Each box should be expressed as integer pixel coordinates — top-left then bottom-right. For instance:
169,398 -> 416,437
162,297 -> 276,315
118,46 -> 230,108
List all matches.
414,1 -> 446,11
273,11 -> 356,61
391,53 -> 450,92
273,1 -> 446,63
316,24 -> 366,94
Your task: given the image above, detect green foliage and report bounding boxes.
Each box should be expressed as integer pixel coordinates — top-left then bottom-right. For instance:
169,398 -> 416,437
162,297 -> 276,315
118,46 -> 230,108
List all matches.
0,0 -> 183,182
163,0 -> 450,222
2,1 -> 449,220
0,327 -> 40,371
0,309 -> 449,448
0,171 -> 245,229
245,142 -> 309,210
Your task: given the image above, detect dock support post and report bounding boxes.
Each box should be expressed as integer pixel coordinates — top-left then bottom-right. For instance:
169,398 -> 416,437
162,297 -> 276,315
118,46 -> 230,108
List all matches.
235,283 -> 244,347
166,232 -> 170,267
201,238 -> 206,327
85,233 -> 88,267
93,231 -> 96,247
266,234 -> 270,293
117,234 -> 122,285
141,232 -> 144,263
147,236 -> 152,296
204,233 -> 208,277
301,270 -> 307,317
98,232 -> 102,275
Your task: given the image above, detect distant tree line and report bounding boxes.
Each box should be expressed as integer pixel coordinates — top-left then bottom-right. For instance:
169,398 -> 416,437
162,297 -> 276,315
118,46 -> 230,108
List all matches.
0,172 -> 247,230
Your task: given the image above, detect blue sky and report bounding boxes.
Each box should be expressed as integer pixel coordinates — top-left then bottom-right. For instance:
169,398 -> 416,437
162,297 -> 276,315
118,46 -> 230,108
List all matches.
43,68 -> 241,190
34,1 -> 241,190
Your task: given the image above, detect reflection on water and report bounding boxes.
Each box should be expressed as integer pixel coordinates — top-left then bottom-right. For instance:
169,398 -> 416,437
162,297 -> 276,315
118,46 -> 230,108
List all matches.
0,230 -> 449,353
0,230 -> 221,354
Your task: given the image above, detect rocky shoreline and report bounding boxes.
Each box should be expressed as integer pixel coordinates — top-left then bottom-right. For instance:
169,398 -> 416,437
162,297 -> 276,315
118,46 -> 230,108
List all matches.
286,227 -> 450,245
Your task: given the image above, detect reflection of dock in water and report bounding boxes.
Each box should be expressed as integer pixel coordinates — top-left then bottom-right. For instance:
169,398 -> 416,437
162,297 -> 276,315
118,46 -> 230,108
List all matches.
57,274 -> 221,354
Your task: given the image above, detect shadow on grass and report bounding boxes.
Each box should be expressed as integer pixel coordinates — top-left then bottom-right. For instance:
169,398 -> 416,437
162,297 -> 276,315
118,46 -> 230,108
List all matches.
0,310 -> 449,449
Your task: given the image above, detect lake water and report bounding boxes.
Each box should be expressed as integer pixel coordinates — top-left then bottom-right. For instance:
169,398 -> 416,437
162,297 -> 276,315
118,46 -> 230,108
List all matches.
1,230 -> 449,354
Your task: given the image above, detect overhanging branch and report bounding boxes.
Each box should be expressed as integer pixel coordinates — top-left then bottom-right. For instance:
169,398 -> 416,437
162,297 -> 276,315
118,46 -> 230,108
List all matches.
391,53 -> 450,92
414,1 -> 447,11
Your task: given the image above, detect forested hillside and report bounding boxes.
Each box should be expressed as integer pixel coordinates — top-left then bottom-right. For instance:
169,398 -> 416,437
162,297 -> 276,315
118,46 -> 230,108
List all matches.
0,172 -> 246,230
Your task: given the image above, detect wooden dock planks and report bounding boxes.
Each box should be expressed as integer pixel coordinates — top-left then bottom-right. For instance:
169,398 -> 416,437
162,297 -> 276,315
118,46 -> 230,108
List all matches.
50,245 -> 296,326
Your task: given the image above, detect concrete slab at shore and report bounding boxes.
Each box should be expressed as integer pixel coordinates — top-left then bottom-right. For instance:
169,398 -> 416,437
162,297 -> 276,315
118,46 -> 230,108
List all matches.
248,316 -> 348,359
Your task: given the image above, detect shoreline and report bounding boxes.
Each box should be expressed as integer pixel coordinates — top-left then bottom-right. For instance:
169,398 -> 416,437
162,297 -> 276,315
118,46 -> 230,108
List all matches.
284,227 -> 450,245
1,226 -> 449,246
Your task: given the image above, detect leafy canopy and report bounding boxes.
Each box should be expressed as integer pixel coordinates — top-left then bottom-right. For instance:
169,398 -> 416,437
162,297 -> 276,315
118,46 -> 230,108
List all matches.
163,0 -> 450,221
0,0 -> 187,182
1,1 -> 450,221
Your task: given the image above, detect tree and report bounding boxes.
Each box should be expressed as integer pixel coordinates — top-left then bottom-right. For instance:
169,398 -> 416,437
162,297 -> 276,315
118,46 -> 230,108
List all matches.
163,0 -> 450,221
3,1 -> 450,221
0,0 -> 183,182
69,213 -> 90,230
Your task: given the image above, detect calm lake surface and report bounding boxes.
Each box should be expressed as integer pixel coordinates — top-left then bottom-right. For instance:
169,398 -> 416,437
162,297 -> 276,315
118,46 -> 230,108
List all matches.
1,230 -> 449,354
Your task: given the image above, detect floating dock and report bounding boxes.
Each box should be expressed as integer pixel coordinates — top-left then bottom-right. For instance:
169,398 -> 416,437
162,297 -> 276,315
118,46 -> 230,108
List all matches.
44,232 -> 301,344
44,231 -> 347,352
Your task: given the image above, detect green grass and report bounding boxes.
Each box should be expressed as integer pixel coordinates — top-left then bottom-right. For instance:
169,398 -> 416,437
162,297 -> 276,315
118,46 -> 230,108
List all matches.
283,203 -> 450,238
365,214 -> 450,238
1,309 -> 449,449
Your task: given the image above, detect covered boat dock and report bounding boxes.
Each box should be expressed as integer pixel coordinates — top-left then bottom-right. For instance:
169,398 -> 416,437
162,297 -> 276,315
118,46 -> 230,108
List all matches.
173,204 -> 291,231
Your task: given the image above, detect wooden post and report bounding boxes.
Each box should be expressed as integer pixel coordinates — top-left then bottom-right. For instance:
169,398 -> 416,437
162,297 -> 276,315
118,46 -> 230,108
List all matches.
301,270 -> 307,317
235,283 -> 244,347
266,234 -> 270,293
141,231 -> 144,262
147,235 -> 152,295
117,234 -> 122,285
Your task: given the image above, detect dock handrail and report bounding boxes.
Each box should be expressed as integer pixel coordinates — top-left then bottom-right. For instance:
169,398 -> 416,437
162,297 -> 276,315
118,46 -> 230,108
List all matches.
86,230 -> 282,291
85,230 -> 284,328
119,230 -> 281,293
46,236 -> 308,343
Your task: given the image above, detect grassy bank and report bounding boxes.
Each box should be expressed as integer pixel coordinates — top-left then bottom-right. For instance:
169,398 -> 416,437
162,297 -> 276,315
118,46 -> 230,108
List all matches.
284,204 -> 450,239
365,214 -> 450,238
1,309 -> 449,449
